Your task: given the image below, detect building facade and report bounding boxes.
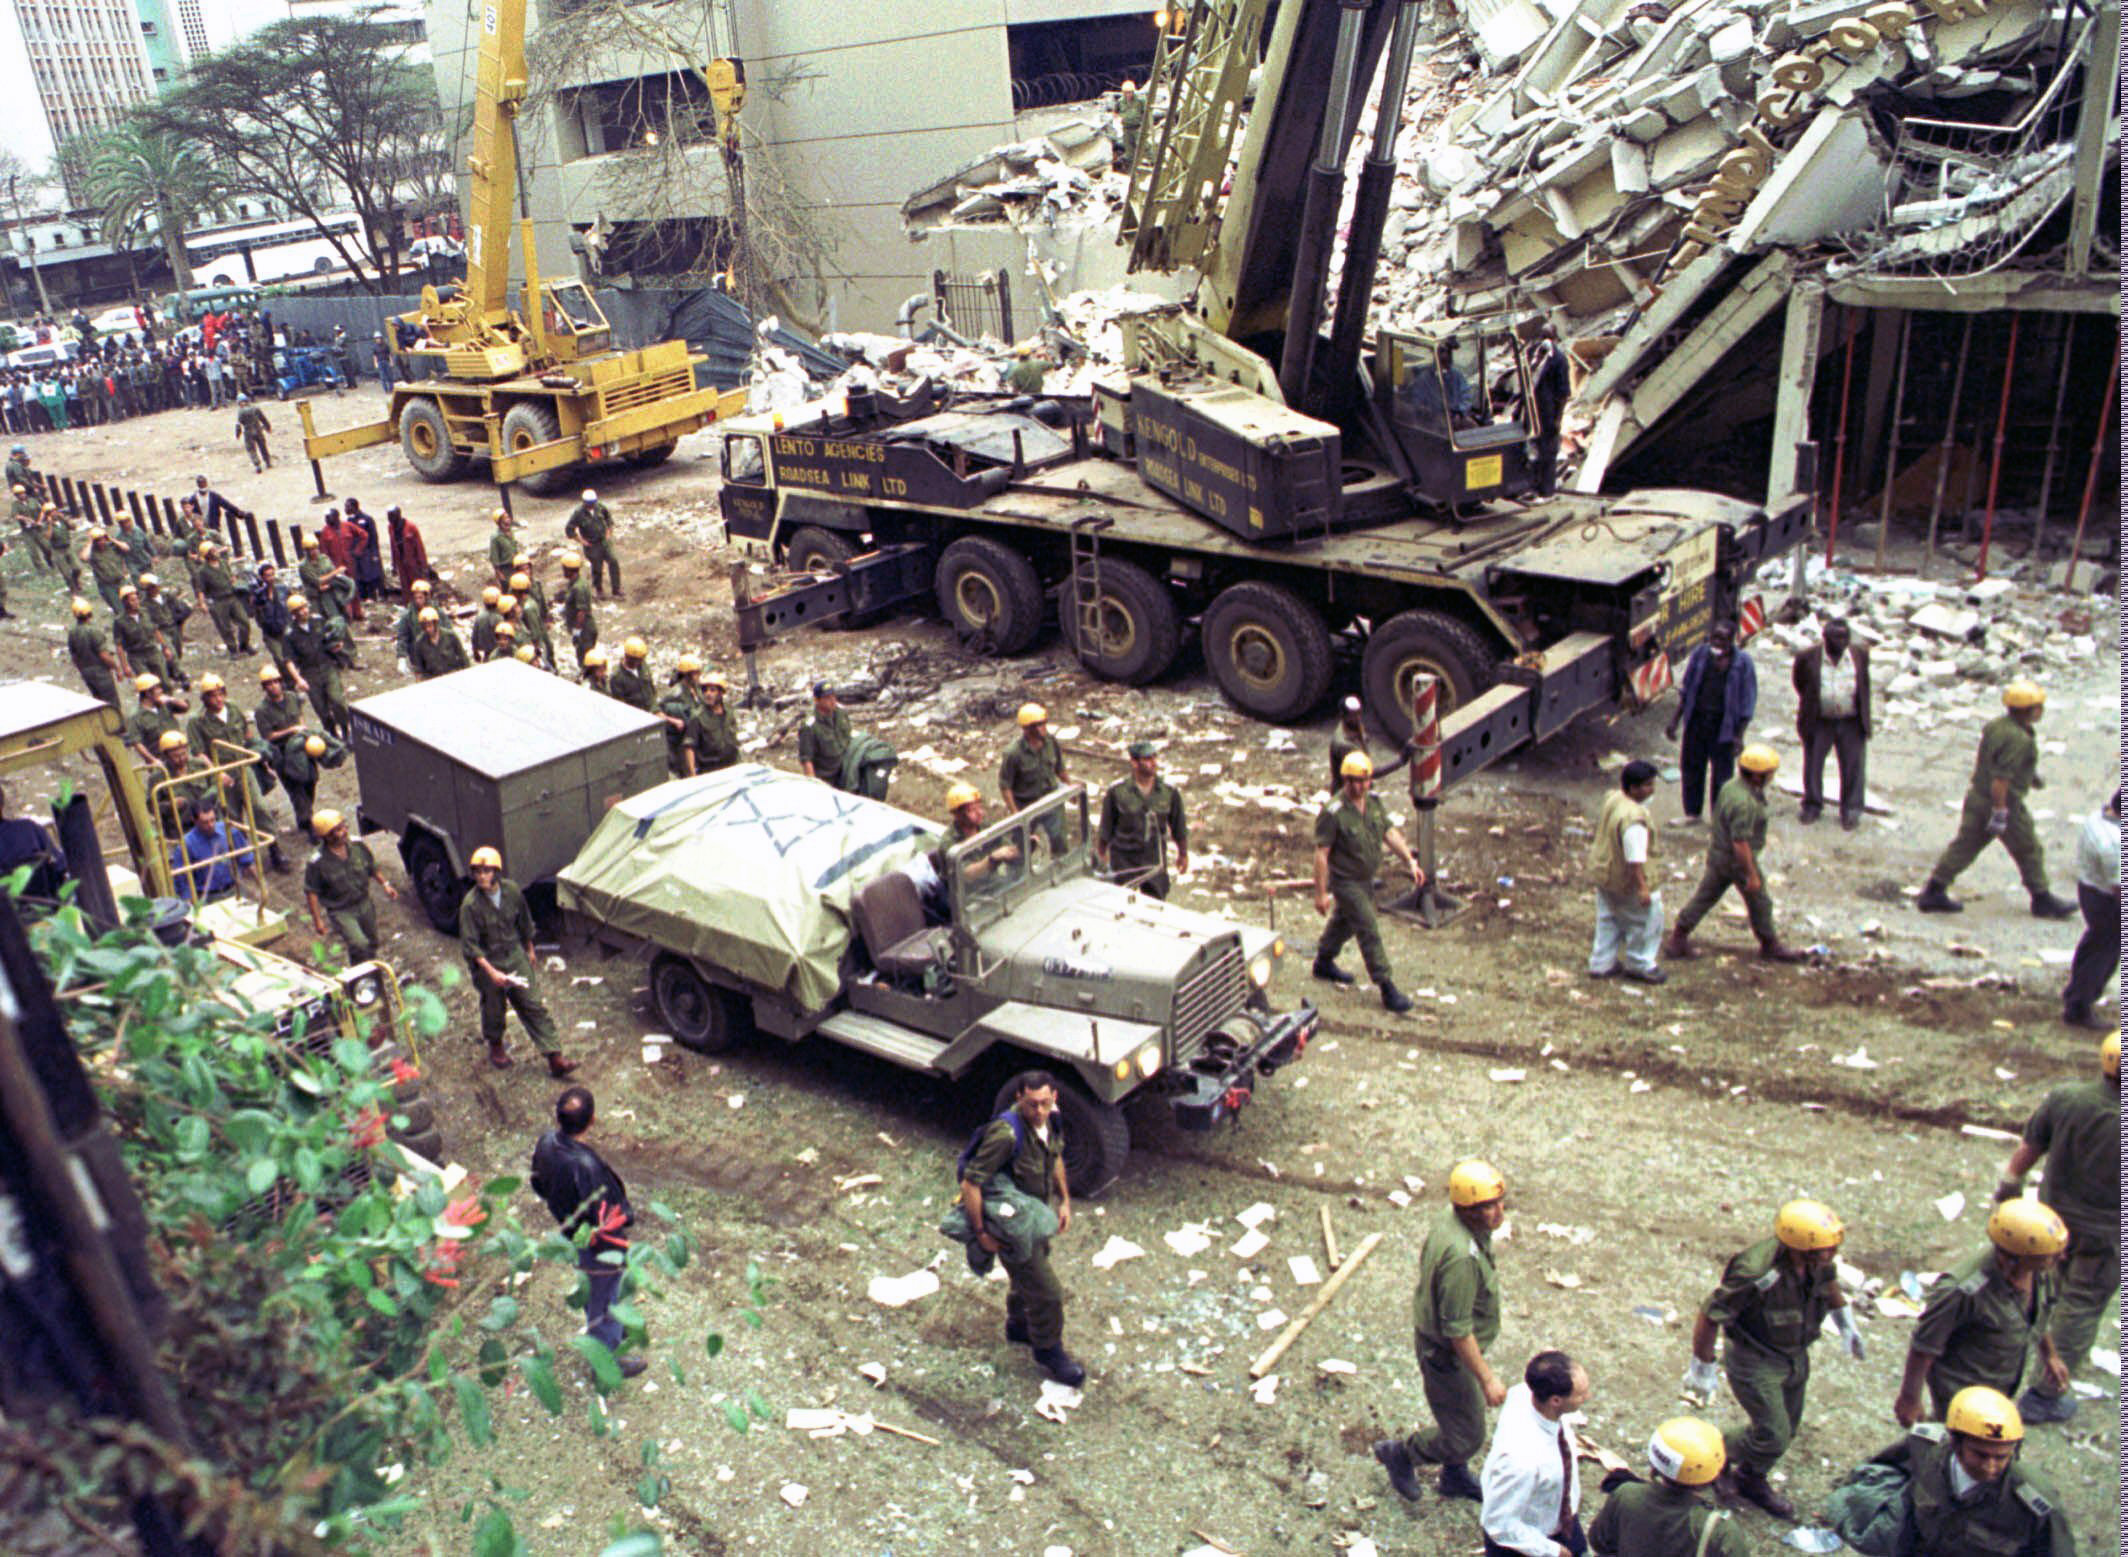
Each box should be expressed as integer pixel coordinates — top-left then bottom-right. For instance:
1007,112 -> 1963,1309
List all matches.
0,0 -> 158,172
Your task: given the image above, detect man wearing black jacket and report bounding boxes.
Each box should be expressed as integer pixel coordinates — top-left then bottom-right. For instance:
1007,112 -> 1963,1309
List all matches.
530,1087 -> 646,1378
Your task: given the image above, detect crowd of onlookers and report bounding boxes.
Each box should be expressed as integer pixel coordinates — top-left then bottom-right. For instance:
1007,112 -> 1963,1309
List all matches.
0,305 -> 374,435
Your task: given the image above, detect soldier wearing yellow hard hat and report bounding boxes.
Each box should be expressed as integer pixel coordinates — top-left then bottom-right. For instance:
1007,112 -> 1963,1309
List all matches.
66,594 -> 122,708
392,576 -> 434,667
411,600 -> 472,681
1313,748 -> 1424,1012
1990,1030 -> 2119,1425
188,669 -> 288,873
1681,1200 -> 1860,1517
580,645 -> 611,692
608,634 -> 655,711
1917,681 -> 2076,918
998,702 -> 1070,854
1376,1160 -> 1506,1503
558,550 -> 597,666
304,808 -> 397,962
471,585 -> 503,662
1586,1418 -> 1746,1557
684,666 -> 739,775
658,655 -> 705,776
1664,743 -> 1808,963
126,673 -> 188,766
1897,1199 -> 2068,1426
1833,1387 -> 2071,1557
459,844 -> 576,1076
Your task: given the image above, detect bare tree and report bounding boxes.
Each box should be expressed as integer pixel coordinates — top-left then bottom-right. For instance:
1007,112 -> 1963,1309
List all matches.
0,151 -> 54,315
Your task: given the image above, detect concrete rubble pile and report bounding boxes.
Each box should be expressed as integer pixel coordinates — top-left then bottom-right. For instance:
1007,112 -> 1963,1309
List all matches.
900,118 -> 1127,236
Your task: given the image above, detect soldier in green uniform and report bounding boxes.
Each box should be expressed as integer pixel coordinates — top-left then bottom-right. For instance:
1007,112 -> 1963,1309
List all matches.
559,552 -> 596,666
469,585 -> 502,662
1993,1032 -> 2119,1423
1375,1160 -> 1508,1503
284,595 -> 351,740
958,1069 -> 1082,1387
4,446 -> 39,500
1003,342 -> 1049,396
684,672 -> 741,774
1683,1199 -> 1864,1518
127,676 -> 190,767
1918,681 -> 2077,917
40,505 -> 81,591
609,636 -> 656,711
255,665 -> 321,838
1328,695 -> 1412,790
115,514 -> 165,582
1897,1200 -> 2067,1425
186,672 -> 287,873
10,486 -> 43,571
1312,750 -> 1423,1012
82,527 -> 129,612
658,657 -> 704,776
1837,1389 -> 2074,1557
407,605 -> 470,680
998,703 -> 1070,851
197,543 -> 255,657
1588,1418 -> 1747,1557
1113,79 -> 1144,161
140,573 -> 190,684
458,844 -> 577,1077
297,534 -> 352,631
1096,740 -> 1188,899
112,585 -> 175,692
67,596 -> 123,707
564,488 -> 622,598
509,568 -> 556,669
303,809 -> 398,962
150,731 -> 217,846
496,592 -> 530,666
799,682 -> 854,787
486,508 -> 519,587
580,647 -> 613,694
234,395 -> 273,470
1664,743 -> 1808,962
393,578 -> 435,667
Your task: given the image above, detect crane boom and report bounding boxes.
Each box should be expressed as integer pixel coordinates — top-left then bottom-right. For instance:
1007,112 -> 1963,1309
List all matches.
464,0 -> 526,327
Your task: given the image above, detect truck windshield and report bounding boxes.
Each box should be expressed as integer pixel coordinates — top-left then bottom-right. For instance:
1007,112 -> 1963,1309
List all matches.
724,434 -> 765,484
946,786 -> 1090,922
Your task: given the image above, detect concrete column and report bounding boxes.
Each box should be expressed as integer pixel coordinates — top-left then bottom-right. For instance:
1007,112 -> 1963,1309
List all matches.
2063,1 -> 2121,276
1767,283 -> 1824,603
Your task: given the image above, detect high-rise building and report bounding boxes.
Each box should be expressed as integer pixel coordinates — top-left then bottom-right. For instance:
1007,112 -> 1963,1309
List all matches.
0,0 -> 158,171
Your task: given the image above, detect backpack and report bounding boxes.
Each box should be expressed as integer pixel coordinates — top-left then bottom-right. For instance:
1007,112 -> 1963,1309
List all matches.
955,1110 -> 1026,1182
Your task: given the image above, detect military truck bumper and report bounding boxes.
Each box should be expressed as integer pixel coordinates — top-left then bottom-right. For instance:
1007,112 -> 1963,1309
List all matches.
1167,1000 -> 1319,1130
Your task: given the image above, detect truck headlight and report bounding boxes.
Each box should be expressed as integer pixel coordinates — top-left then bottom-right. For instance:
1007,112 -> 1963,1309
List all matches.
343,971 -> 384,1008
1248,954 -> 1274,988
1134,1042 -> 1162,1079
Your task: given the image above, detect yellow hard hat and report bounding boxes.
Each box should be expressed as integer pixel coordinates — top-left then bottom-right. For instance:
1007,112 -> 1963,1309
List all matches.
8,484 -> 20,494
701,671 -> 730,691
1448,1159 -> 1506,1207
2003,680 -> 2045,710
623,635 -> 649,660
496,593 -> 518,614
197,673 -> 224,693
1017,702 -> 1047,727
512,552 -> 531,567
514,645 -> 537,663
1986,1199 -> 2067,1257
310,808 -> 344,837
469,845 -> 502,869
480,585 -> 500,606
945,781 -> 982,810
675,653 -> 703,674
492,507 -> 509,523
259,663 -> 284,683
156,729 -> 186,753
133,672 -> 160,692
410,578 -> 432,594
1737,743 -> 1779,774
88,526 -> 106,540
288,593 -> 310,611
118,582 -> 138,598
303,735 -> 327,757
1340,750 -> 1374,779
1648,1418 -> 1725,1486
1945,1386 -> 2024,1443
139,572 -> 158,588
70,596 -> 92,617
494,621 -> 516,638
1774,1198 -> 1844,1251
418,606 -> 439,624
560,551 -> 583,569
509,572 -> 531,592
300,532 -> 318,550
582,648 -> 609,669
2103,1032 -> 2119,1079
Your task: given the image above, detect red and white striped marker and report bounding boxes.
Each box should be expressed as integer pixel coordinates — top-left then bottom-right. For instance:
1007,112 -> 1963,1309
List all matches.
1629,651 -> 1673,708
1737,595 -> 1767,642
1409,673 -> 1443,799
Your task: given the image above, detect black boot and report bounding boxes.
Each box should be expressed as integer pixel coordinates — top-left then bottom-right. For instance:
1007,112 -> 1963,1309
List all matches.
1004,1316 -> 1030,1346
1374,1439 -> 1424,1502
1915,879 -> 1963,913
1437,1463 -> 1483,1502
2029,890 -> 2077,920
1312,956 -> 1356,986
268,840 -> 288,874
1031,1345 -> 1085,1387
1380,983 -> 1414,1014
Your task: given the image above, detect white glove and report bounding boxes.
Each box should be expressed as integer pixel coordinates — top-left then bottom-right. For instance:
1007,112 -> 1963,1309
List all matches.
1834,1307 -> 1864,1361
396,656 -> 411,677
1683,1357 -> 1720,1400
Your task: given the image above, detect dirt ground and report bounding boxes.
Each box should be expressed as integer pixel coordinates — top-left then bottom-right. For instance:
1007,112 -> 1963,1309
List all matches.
0,422 -> 2117,1556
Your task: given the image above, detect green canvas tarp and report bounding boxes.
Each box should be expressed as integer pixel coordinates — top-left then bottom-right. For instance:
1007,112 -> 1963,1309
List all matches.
556,764 -> 941,1013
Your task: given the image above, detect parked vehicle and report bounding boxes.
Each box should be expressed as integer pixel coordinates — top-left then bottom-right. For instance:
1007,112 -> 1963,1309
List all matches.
275,345 -> 348,399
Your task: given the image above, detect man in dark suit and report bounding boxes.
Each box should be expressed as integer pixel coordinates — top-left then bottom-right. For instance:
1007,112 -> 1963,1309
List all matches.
1792,616 -> 1871,829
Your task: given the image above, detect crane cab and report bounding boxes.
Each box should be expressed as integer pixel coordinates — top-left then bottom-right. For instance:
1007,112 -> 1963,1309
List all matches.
536,278 -> 612,362
1368,326 -> 1536,507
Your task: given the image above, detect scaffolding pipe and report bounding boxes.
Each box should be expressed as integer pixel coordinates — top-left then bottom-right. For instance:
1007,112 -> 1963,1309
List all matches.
1975,311 -> 2020,580
1874,312 -> 1911,574
2062,333 -> 2119,594
1921,315 -> 1973,579
2029,313 -> 2077,562
1825,306 -> 1860,567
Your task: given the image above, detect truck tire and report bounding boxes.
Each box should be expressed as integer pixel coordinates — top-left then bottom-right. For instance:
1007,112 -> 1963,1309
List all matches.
399,832 -> 463,935
784,526 -> 864,630
988,1076 -> 1131,1198
627,441 -> 677,468
1202,581 -> 1333,722
936,536 -> 1044,654
1360,608 -> 1500,744
1063,556 -> 1180,686
399,397 -> 468,482
500,401 -> 575,495
652,953 -> 749,1053
372,1040 -> 446,1164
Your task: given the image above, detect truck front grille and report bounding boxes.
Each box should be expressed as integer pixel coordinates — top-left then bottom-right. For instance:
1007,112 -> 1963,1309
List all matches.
277,996 -> 336,1061
603,369 -> 697,414
1171,941 -> 1247,1061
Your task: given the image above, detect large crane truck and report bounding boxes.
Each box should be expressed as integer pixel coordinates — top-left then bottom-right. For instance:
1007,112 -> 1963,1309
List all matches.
300,0 -> 744,495
718,0 -> 1804,780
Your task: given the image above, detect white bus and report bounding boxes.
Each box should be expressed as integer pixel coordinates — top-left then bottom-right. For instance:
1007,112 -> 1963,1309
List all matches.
185,214 -> 374,288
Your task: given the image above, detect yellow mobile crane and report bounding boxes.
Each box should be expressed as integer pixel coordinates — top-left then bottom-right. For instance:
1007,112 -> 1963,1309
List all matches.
300,0 -> 748,494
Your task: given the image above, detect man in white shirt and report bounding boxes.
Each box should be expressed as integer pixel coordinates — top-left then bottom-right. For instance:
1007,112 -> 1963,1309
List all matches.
1791,617 -> 1871,829
1587,762 -> 1664,983
2061,785 -> 2120,1029
1481,1351 -> 1592,1557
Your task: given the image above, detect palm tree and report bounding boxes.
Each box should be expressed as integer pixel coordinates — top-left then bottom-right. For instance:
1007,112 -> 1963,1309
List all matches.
83,120 -> 224,291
